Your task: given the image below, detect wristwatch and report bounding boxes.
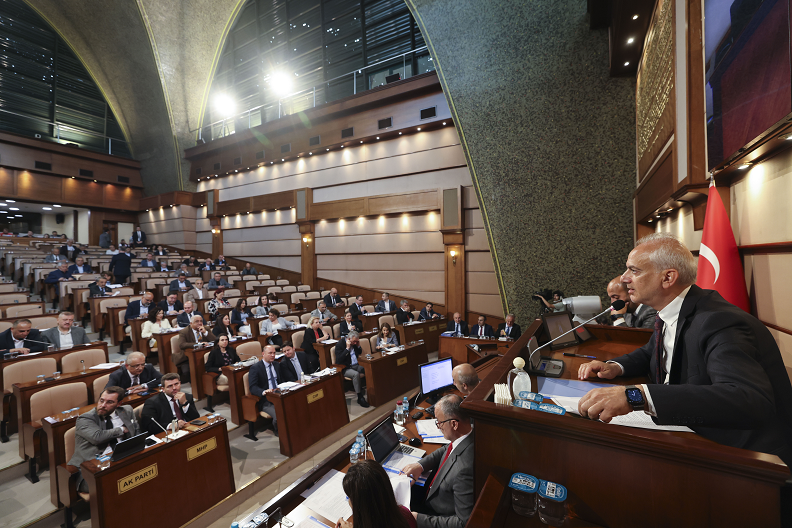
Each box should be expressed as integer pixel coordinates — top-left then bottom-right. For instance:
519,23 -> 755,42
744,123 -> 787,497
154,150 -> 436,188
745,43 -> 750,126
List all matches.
625,385 -> 645,411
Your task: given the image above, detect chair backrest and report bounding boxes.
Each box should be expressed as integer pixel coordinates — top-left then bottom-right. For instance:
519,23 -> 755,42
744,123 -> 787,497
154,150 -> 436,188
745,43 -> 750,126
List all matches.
170,335 -> 181,355
305,291 -> 321,299
322,325 -> 331,338
99,298 -> 127,313
267,286 -> 281,294
379,315 -> 395,328
243,372 -> 251,396
116,287 -> 134,296
224,289 -> 242,298
226,276 -> 242,284
64,426 -> 76,461
300,313 -> 312,324
364,305 -> 375,313
330,347 -> 337,364
412,311 -> 421,320
285,315 -> 299,324
29,383 -> 88,422
134,405 -> 143,421
370,335 -> 379,351
246,296 -> 259,306
134,267 -> 150,272
291,292 -> 306,304
291,330 -> 305,350
359,339 -> 372,356
150,272 -> 169,278
148,279 -> 166,287
92,373 -> 111,397
0,293 -> 28,305
297,285 -> 311,291
260,280 -> 275,286
3,358 -> 58,391
227,266 -> 237,271
29,316 -> 59,330
236,340 -> 262,361
80,290 -> 91,304
333,325 -> 341,339
0,321 -> 11,333
244,281 -> 260,291
162,285 -> 171,296
282,285 -> 296,292
276,279 -> 289,286
61,349 -> 106,372
6,304 -> 43,318
257,275 -> 270,280
272,303 -> 288,313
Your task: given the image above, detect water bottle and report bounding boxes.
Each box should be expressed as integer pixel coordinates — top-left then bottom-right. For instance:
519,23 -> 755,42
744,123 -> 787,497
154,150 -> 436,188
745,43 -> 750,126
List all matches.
231,523 -> 239,528
349,445 -> 359,464
395,400 -> 405,425
402,396 -> 410,414
507,357 -> 532,402
355,429 -> 366,455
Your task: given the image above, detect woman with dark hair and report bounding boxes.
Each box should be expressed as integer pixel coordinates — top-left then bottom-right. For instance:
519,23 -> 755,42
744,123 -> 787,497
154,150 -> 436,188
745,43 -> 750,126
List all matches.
212,313 -> 236,339
230,298 -> 253,335
205,335 -> 239,383
252,295 -> 270,316
206,288 -> 230,318
339,311 -> 363,337
141,308 -> 172,349
376,323 -> 399,350
339,460 -> 414,528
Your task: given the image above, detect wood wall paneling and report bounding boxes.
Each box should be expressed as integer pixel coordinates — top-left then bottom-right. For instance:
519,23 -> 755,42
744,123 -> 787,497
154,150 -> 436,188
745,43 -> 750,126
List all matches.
216,197 -> 253,217
445,244 -> 466,317
16,170 -> 62,200
62,178 -> 103,207
300,223 -> 316,289
310,198 -> 367,221
0,168 -> 15,195
251,191 -> 296,212
684,0 -> 707,188
635,148 -> 674,221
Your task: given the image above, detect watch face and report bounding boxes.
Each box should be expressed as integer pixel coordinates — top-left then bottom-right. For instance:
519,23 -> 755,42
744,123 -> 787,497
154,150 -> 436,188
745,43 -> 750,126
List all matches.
626,388 -> 644,405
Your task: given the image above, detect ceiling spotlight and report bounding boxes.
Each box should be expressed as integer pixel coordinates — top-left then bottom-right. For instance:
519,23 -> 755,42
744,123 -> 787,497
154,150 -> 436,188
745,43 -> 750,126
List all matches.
309,152 -> 312,155
5,200 -> 14,203
326,148 -> 330,151
399,132 -> 402,135
42,207 -> 52,211
71,177 -> 75,179
376,137 -> 379,140
234,170 -> 238,173
738,164 -> 750,169
9,208 -> 19,211
213,93 -> 236,118
627,37 -> 634,44
360,141 -> 363,143
624,62 -> 630,66
94,180 -> 97,182
269,71 -> 294,97
417,127 -> 421,131
281,159 -> 284,162
14,214 -> 21,217
0,203 -> 6,207
632,14 -> 638,19
53,205 -> 61,208
341,145 -> 344,148
6,216 -> 13,219
442,122 -> 446,125
198,178 -> 201,181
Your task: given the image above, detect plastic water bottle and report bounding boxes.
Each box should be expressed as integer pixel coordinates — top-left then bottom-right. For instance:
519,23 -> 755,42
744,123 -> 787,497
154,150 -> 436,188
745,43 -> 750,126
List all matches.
402,396 -> 410,413
395,400 -> 404,425
355,429 -> 366,455
349,445 -> 359,464
231,522 -> 239,528
507,357 -> 532,402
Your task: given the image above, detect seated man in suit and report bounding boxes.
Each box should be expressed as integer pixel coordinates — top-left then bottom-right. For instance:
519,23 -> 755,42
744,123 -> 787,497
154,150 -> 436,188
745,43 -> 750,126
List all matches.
207,272 -> 231,290
185,278 -> 209,304
248,345 -> 285,435
172,264 -> 191,278
176,301 -> 203,328
339,311 -> 363,337
470,315 -> 495,338
578,233 -> 792,467
156,261 -> 171,273
60,239 -> 81,262
445,313 -> 469,336
348,295 -> 367,321
497,314 -> 521,339
214,254 -> 229,270
169,272 -> 192,292
125,292 -> 154,324
140,253 -> 158,268
402,394 -> 474,528
172,316 -> 212,376
158,292 -> 184,315
44,247 -> 68,263
41,311 -> 91,349
140,373 -> 199,435
419,302 -> 441,321
240,262 -> 258,276
323,287 -> 345,307
106,351 -> 162,393
334,331 -> 369,407
606,275 -> 657,329
67,256 -> 92,275
395,300 -> 414,325
279,341 -> 311,382
310,301 -> 338,323
69,386 -> 142,500
45,261 -> 75,306
375,292 -> 397,313
183,256 -> 198,267
452,363 -> 480,396
89,276 -> 110,297
0,319 -> 48,354
199,258 -> 216,271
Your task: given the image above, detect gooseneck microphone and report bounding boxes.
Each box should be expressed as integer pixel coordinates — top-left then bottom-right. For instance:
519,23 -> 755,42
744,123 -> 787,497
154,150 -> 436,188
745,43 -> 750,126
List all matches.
531,300 -> 626,359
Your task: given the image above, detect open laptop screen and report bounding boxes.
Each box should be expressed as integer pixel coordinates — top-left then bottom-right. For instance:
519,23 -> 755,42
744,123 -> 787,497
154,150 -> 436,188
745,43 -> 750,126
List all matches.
365,417 -> 399,463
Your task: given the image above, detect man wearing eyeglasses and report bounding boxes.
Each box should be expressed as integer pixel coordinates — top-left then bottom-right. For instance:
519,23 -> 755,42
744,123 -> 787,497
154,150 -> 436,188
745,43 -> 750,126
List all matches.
106,351 -> 162,394
401,394 -> 474,528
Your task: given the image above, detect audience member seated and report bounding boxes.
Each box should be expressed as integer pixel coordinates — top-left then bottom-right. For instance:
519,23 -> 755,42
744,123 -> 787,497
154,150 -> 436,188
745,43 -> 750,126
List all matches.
130,226 -> 146,248
302,317 -> 330,372
248,345 -> 284,435
445,313 -> 469,336
68,256 -> 92,274
334,331 -> 369,407
140,373 -> 199,435
172,316 -> 212,377
395,300 -> 414,325
206,288 -> 230,319
125,292 -> 155,327
376,292 -> 397,313
310,301 -> 337,323
230,298 -> 253,335
46,261 -> 75,284
154,245 -> 168,256
0,319 -> 48,354
341,460 -> 415,528
452,363 -> 480,396
497,314 -> 521,339
41,311 -> 91,349
106,351 -> 162,392
109,248 -> 133,285
323,287 -> 346,307
280,341 -> 311,381
118,239 -> 128,249
157,292 -> 184,315
207,272 -> 231,290
172,264 -> 191,278
185,279 -> 209,304
156,261 -> 171,272
402,394 -> 474,528
212,314 -> 237,339
339,311 -> 363,337
252,295 -> 271,316
214,254 -> 229,270
259,309 -> 294,347
605,275 -> 657,328
170,273 -> 192,292
470,315 -> 495,338
44,247 -> 68,263
105,244 -> 119,255
199,258 -> 216,271
176,301 -> 203,328
183,256 -> 198,267
60,239 -> 81,262
205,335 -> 239,386
69,386 -> 141,501
89,277 -> 110,297
141,309 -> 172,348
140,253 -> 157,268
349,295 -> 367,320
376,323 -> 399,349
240,262 -> 258,276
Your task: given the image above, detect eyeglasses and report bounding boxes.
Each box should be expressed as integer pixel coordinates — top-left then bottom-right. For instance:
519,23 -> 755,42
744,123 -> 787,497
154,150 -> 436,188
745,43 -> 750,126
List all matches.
127,363 -> 145,369
435,418 -> 455,428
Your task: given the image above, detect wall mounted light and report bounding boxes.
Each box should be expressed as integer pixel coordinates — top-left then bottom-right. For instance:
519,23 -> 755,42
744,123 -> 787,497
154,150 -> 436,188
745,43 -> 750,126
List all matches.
303,236 -> 311,247
450,249 -> 457,265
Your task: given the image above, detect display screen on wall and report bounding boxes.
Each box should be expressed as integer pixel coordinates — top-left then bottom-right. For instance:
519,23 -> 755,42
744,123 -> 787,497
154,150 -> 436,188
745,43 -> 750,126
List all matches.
705,0 -> 792,169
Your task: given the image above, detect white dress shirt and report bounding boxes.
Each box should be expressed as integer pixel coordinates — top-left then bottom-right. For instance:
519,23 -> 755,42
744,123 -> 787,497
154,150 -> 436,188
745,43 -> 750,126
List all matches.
58,329 -> 74,349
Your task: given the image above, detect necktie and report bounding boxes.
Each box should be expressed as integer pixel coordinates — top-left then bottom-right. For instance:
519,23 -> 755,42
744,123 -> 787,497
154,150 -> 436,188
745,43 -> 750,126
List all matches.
132,375 -> 139,386
292,357 -> 302,378
172,397 -> 183,420
105,416 -> 118,448
429,443 -> 453,489
267,364 -> 277,389
479,327 -> 483,336
456,323 -> 460,334
654,315 -> 665,384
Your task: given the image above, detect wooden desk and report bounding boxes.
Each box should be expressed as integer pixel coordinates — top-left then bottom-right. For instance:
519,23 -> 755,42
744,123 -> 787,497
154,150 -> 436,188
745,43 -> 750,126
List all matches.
358,311 -> 396,332
397,317 -> 446,353
221,363 -> 250,425
89,294 -> 134,334
77,417 -> 234,528
314,330 -> 378,370
151,328 -> 184,375
185,337 -> 254,400
359,342 -> 428,407
72,287 -> 90,321
461,322 -> 790,528
438,335 -> 511,365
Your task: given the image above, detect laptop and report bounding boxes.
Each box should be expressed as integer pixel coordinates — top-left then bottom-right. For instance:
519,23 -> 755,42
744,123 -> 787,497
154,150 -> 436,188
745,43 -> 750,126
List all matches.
365,417 -> 425,463
111,432 -> 148,461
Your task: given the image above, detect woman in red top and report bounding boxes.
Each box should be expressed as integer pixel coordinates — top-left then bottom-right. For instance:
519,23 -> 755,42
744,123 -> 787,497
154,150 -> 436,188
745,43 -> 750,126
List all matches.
338,460 -> 414,528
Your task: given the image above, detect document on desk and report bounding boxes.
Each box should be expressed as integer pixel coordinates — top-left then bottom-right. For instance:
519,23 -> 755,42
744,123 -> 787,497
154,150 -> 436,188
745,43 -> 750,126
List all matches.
300,469 -> 353,522
277,381 -> 304,391
415,420 -> 450,444
551,396 -> 695,433
324,339 -> 338,344
294,516 -> 333,528
535,377 -> 611,398
90,363 -> 122,370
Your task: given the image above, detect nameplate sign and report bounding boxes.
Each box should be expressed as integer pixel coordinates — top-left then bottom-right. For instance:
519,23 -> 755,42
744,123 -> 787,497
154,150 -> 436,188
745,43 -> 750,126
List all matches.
396,357 -> 408,366
187,437 -> 217,461
117,464 -> 158,494
414,328 -> 424,334
429,326 -> 437,332
307,389 -> 324,403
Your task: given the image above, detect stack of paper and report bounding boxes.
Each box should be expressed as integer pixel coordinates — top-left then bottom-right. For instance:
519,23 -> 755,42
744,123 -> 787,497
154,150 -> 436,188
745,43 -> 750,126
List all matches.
90,363 -> 122,370
415,420 -> 450,444
300,469 -> 353,523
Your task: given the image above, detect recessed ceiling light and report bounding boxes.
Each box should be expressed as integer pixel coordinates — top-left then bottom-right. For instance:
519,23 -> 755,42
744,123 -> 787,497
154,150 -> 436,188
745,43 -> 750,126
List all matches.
0,203 -> 6,207
6,216 -> 13,219
281,159 -> 284,161
627,37 -> 634,44
632,14 -> 638,20
442,122 -> 446,125
14,214 -> 21,217
9,208 -> 19,211
43,207 -> 52,210
738,164 -> 750,169
399,132 -> 402,135
417,127 -> 421,131
71,176 -> 75,179
341,145 -> 344,148
360,141 -> 363,143
5,200 -> 14,203
624,62 -> 630,66
326,148 -> 329,151
94,180 -> 97,182
309,152 -> 312,155
376,137 -> 379,140
198,178 -> 201,181
53,205 -> 61,208
234,170 -> 238,173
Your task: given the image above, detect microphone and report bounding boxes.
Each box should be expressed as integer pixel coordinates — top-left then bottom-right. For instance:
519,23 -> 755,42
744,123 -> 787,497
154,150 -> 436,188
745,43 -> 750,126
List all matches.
150,418 -> 168,434
530,300 -> 626,360
22,338 -> 56,346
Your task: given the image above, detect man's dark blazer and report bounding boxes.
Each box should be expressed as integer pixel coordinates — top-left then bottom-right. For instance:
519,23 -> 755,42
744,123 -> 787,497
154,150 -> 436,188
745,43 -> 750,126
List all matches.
182,258 -> 198,267
497,322 -> 522,339
446,320 -> 469,336
417,434 -> 475,528
88,283 -> 110,297
0,327 -> 47,352
140,259 -> 157,268
124,300 -> 152,322
157,299 -> 184,313
323,293 -> 345,307
612,285 -> 792,466
176,310 -> 204,328
248,360 -> 285,409
395,309 -> 414,325
334,340 -> 363,368
622,304 -> 659,329
169,278 -> 192,292
280,351 -> 311,382
140,391 -> 199,435
109,253 -> 132,277
339,319 -> 362,336
419,308 -> 440,321
348,303 -> 366,321
67,264 -> 92,274
199,262 -> 216,271
60,246 -> 80,262
470,324 -> 495,338
45,269 -> 73,283
106,364 -> 162,391
376,300 -> 397,313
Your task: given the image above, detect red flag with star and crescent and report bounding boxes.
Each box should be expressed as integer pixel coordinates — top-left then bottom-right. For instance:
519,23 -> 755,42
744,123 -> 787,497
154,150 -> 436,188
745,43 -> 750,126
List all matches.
696,180 -> 750,312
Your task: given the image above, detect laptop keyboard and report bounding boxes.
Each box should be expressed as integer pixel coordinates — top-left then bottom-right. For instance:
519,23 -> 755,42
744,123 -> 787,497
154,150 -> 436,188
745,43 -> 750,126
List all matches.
398,444 -> 415,455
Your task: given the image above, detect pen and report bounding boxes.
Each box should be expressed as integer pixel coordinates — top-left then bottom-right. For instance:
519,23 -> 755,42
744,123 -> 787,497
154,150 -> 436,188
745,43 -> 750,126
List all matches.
563,353 -> 597,359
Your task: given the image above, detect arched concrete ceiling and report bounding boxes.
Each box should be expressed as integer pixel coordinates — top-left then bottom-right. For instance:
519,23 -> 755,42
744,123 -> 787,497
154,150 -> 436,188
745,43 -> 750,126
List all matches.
25,0 -> 244,195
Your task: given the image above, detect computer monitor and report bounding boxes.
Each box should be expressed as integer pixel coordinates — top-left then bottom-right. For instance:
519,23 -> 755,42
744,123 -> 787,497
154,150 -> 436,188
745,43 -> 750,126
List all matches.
365,417 -> 401,463
419,357 -> 454,403
541,311 -> 578,351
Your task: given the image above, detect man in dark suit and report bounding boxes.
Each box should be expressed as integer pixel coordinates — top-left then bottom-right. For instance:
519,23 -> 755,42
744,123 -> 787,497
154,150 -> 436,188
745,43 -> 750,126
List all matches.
348,295 -> 367,321
375,292 -> 397,313
214,254 -> 229,269
67,257 -> 92,275
140,373 -> 199,435
578,233 -> 792,467
323,288 -> 346,307
279,342 -> 311,382
169,273 -> 192,292
395,300 -> 414,325
470,315 -> 495,338
0,320 -> 48,353
140,253 -> 158,268
131,226 -> 146,248
157,293 -> 184,315
176,301 -> 203,328
89,277 -> 110,297
199,258 -> 215,271
248,345 -> 285,434
606,276 -> 658,329
60,239 -> 80,262
419,302 -> 441,321
106,351 -> 162,393
45,261 -> 75,284
445,313 -> 469,336
402,394 -> 474,528
125,292 -> 154,323
497,314 -> 521,339
334,332 -> 369,407
109,248 -> 133,285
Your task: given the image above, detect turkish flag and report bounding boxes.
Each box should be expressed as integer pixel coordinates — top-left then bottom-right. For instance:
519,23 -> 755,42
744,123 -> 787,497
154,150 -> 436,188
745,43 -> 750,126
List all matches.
696,182 -> 750,312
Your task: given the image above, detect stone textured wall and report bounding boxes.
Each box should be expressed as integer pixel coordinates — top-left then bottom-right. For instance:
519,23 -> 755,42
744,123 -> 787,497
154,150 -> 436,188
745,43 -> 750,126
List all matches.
407,0 -> 637,322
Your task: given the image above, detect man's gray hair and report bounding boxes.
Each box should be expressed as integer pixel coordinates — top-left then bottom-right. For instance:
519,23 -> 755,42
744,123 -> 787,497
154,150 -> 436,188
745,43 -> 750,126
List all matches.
347,331 -> 359,340
436,394 -> 468,421
127,351 -> 145,362
635,232 -> 697,286
400,299 -> 409,306
12,319 -> 32,327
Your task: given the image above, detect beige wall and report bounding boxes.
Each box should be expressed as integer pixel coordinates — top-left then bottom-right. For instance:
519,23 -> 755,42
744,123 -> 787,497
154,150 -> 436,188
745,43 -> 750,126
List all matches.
138,205 -> 198,252
464,186 -> 502,316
